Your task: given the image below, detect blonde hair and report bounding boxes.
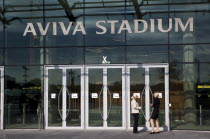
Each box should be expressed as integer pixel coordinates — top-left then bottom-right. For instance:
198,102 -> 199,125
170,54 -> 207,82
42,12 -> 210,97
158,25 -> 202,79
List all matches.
154,92 -> 159,98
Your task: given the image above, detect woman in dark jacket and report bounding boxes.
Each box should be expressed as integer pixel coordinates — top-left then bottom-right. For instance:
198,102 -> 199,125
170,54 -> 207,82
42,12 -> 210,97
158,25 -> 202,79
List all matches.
150,92 -> 160,134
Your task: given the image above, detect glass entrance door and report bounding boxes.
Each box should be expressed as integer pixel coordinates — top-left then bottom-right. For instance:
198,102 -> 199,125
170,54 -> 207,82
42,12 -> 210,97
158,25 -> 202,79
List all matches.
127,64 -> 170,131
0,67 -> 4,130
44,66 -> 84,129
85,65 -> 126,129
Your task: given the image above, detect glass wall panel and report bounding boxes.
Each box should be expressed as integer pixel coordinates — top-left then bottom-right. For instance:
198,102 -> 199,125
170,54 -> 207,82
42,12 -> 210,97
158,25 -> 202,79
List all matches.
170,63 -> 210,130
169,2 -> 210,44
66,69 -> 81,126
170,44 -> 210,63
0,0 -> 3,48
127,46 -> 168,63
4,66 -> 42,129
0,49 -> 3,65
85,46 -> 125,64
88,69 -> 103,127
126,0 -> 169,45
107,68 -> 122,127
4,0 -> 44,47
48,69 -> 62,127
130,68 -> 145,127
85,0 -> 126,46
45,47 -> 84,65
5,48 -> 43,65
44,0 -> 84,47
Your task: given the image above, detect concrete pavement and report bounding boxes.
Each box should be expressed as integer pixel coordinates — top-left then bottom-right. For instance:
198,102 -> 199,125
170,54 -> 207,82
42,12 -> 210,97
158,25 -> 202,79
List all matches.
0,130 -> 210,139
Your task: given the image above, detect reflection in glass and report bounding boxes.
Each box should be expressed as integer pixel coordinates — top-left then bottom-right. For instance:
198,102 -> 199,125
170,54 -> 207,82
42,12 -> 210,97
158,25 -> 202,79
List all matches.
48,69 -> 62,127
4,66 -> 42,129
66,69 -> 81,126
85,47 -> 125,64
46,47 -> 84,65
5,48 -> 43,65
44,0 -> 84,47
88,69 -> 103,127
107,68 -> 122,127
127,46 -> 168,64
130,68 -> 145,127
149,68 -> 165,127
4,0 -> 44,47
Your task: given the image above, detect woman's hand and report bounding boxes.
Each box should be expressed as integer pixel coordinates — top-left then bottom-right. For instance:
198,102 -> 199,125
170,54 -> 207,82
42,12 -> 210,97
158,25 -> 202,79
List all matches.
150,104 -> 153,106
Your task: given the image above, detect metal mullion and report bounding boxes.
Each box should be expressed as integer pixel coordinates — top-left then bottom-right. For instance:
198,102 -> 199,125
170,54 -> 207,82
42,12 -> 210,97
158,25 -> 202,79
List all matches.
81,67 -> 85,129
44,67 -> 49,128
103,68 -> 108,128
165,66 -> 170,131
62,68 -> 67,127
0,67 -> 4,130
145,67 -> 150,128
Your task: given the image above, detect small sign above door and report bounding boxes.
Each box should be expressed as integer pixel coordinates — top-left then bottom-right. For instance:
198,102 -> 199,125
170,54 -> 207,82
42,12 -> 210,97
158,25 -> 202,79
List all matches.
113,93 -> 119,99
134,93 -> 140,98
91,93 -> 98,98
71,93 -> 78,99
51,93 -> 56,99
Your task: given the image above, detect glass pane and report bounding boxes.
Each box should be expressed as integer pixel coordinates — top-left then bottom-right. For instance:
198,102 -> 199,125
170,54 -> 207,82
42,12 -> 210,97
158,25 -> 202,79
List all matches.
0,0 -> 3,48
48,69 -> 62,127
85,0 -> 125,46
44,0 -> 84,47
0,49 -> 3,65
107,68 -> 122,127
66,69 -> 81,127
4,66 -> 42,129
149,68 -> 165,127
4,0 -> 44,47
45,47 -> 84,65
127,46 -> 168,64
130,68 -> 145,127
85,47 -> 125,64
5,48 -> 43,65
88,69 -> 103,127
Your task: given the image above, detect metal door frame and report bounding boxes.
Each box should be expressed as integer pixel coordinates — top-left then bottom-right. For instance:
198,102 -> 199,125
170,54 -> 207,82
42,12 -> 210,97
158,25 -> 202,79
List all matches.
44,65 -> 85,129
126,63 -> 170,131
85,64 -> 126,130
0,66 -> 4,130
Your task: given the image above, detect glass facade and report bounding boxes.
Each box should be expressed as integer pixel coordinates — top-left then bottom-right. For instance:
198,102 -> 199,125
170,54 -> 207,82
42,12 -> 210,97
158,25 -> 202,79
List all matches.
0,0 -> 209,130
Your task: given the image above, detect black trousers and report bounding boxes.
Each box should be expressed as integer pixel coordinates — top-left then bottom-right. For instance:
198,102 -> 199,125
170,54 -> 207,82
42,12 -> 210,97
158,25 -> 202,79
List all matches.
132,113 -> 139,133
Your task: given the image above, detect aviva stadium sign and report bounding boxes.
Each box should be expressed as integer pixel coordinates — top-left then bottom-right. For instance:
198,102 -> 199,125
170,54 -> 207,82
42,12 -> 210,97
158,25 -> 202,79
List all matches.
23,17 -> 193,36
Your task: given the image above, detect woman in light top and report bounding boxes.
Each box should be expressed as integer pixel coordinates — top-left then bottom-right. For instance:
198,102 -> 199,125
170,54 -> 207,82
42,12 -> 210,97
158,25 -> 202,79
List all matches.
131,94 -> 141,133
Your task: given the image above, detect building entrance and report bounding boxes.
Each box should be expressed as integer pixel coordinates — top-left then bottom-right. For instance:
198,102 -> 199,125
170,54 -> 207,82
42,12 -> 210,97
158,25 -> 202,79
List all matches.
44,64 -> 169,130
127,64 -> 170,131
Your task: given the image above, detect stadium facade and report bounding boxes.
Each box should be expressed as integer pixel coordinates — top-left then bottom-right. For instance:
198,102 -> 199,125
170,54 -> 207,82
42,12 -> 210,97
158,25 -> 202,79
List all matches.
0,0 -> 210,131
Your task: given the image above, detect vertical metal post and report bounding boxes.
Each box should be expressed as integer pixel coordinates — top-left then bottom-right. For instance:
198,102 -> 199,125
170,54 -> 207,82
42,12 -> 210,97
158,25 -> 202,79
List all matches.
84,68 -> 88,129
103,68 -> 108,128
122,67 -> 126,128
44,67 -> 48,128
0,68 -> 4,130
145,68 -> 150,128
81,67 -> 85,129
126,67 -> 130,130
165,66 -> 170,131
62,69 -> 67,127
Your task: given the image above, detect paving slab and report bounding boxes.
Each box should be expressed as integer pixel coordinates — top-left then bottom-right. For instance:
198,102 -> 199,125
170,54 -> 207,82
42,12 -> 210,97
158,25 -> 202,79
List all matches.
0,130 -> 210,139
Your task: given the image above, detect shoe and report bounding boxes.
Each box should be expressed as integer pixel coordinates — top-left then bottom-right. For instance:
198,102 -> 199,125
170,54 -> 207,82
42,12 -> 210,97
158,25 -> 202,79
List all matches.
155,131 -> 160,134
150,132 -> 155,134
133,131 -> 138,133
